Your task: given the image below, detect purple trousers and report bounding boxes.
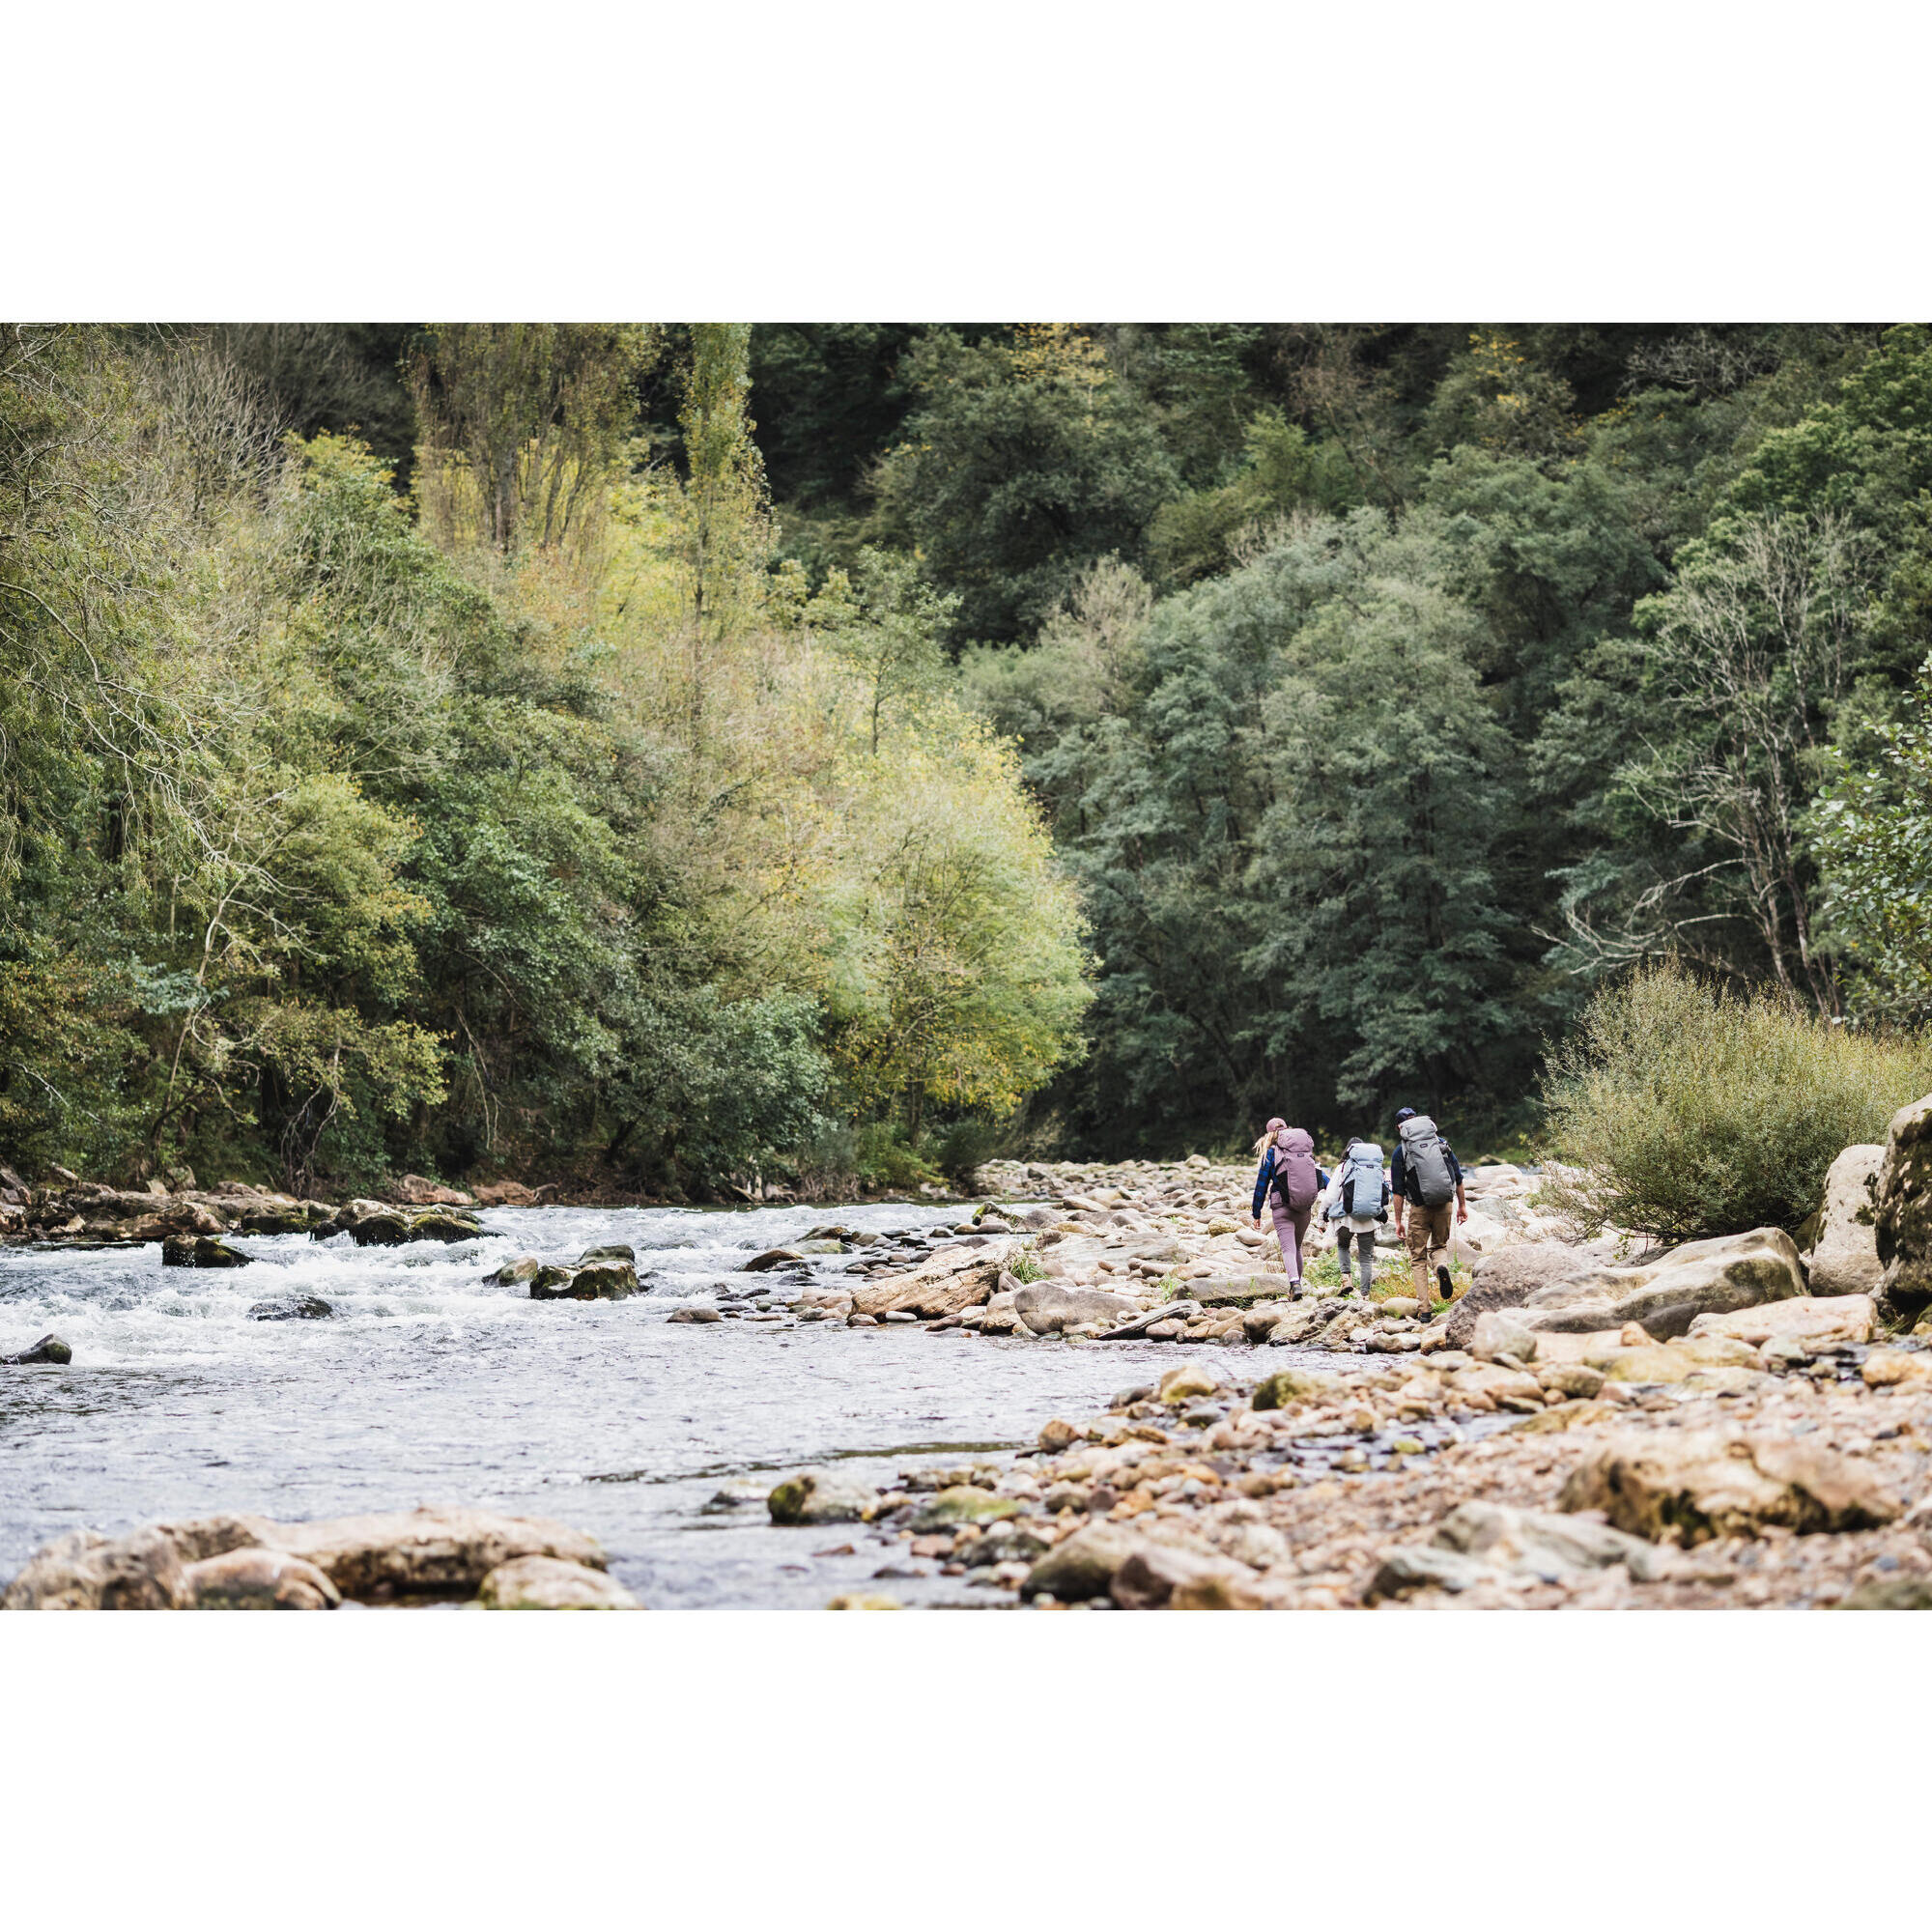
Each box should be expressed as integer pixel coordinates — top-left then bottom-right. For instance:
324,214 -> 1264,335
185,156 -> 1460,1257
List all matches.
1270,1200 -> 1311,1279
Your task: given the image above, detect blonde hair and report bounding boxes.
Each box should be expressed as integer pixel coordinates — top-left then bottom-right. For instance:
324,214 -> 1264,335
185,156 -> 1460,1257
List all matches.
1253,1117 -> 1289,1158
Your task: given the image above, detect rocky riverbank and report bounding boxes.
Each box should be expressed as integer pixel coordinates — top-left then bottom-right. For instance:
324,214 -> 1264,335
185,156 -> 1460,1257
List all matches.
746,1111 -> 1932,1608
1,1505 -> 639,1609
15,1110 -> 1932,1609
777,1323 -> 1932,1610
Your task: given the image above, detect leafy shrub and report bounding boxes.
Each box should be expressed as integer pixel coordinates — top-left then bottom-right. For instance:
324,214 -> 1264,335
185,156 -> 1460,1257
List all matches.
851,1122 -> 944,1194
1540,967 -> 1932,1241
930,1117 -> 1001,1191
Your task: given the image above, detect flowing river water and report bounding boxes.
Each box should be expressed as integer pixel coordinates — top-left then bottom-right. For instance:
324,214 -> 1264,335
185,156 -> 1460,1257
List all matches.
0,1201 -> 1248,1608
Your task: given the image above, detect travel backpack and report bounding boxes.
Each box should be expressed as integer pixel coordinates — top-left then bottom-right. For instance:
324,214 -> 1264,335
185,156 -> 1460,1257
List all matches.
1398,1115 -> 1456,1208
1341,1142 -> 1387,1221
1269,1128 -> 1321,1213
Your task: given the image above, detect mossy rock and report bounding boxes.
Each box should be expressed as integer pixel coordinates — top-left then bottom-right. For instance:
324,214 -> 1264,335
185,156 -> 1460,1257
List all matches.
1252,1368 -> 1339,1410
908,1487 -> 1020,1531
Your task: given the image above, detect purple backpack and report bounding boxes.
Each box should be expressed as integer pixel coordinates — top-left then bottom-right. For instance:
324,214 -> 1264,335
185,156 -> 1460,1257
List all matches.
1270,1128 -> 1321,1213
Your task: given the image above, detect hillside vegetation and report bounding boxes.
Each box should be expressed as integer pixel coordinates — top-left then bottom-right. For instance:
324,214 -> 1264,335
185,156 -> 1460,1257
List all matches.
7,322 -> 1932,1194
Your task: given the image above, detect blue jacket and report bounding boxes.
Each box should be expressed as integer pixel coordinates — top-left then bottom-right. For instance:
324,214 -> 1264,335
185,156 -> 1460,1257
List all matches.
1253,1150 -> 1330,1220
1390,1136 -> 1463,1206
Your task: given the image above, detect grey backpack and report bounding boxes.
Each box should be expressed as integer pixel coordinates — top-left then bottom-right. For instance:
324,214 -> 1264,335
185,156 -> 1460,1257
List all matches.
1341,1143 -> 1387,1221
1399,1116 -> 1456,1208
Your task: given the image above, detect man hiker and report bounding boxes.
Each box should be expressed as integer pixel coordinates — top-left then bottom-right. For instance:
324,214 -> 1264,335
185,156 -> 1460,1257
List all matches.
1389,1106 -> 1466,1312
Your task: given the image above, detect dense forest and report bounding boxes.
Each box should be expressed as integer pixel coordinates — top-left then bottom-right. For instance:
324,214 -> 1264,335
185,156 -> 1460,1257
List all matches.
6,321 -> 1932,1198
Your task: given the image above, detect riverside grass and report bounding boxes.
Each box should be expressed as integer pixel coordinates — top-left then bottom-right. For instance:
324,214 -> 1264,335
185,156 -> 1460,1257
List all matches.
1540,967 -> 1932,1244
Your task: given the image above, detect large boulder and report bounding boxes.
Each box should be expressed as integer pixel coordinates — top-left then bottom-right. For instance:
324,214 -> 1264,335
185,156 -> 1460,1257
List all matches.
4,1333 -> 71,1365
1877,1095 -> 1932,1317
529,1245 -> 639,1301
1010,1281 -> 1141,1334
320,1202 -> 483,1247
183,1548 -> 342,1609
1521,1228 -> 1805,1339
1441,1245 -> 1593,1348
1806,1144 -> 1885,1297
850,1242 -> 1017,1320
1687,1293 -> 1877,1350
1191,1271 -> 1289,1307
477,1555 -> 641,1609
261,1506 -> 606,1600
3,1527 -> 190,1609
1558,1431 -> 1902,1544
161,1235 -> 250,1268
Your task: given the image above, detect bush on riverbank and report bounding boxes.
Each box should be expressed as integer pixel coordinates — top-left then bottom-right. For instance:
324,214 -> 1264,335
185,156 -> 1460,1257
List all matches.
1539,967 -> 1932,1242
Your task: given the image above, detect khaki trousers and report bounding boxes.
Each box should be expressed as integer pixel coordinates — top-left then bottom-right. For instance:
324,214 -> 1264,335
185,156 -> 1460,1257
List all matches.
1403,1201 -> 1453,1299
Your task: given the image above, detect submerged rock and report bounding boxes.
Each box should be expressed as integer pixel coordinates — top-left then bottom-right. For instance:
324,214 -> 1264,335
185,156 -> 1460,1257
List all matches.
247,1294 -> 332,1321
162,1235 -> 250,1268
3,1333 -> 71,1365
477,1554 -> 641,1609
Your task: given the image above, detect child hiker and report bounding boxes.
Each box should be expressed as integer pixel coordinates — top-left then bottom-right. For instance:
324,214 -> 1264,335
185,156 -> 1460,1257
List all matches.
1250,1118 -> 1325,1298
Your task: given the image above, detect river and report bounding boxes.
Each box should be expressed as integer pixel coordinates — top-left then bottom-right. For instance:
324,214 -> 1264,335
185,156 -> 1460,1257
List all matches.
0,1201 -> 1213,1607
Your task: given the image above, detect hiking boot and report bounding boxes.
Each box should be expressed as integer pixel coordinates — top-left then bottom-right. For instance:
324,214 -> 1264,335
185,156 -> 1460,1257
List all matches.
1436,1264 -> 1454,1302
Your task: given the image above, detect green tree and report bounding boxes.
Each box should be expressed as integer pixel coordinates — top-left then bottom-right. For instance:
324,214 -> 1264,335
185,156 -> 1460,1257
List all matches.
873,329 -> 1179,643
808,547 -> 959,752
411,323 -> 660,551
821,714 -> 1091,1138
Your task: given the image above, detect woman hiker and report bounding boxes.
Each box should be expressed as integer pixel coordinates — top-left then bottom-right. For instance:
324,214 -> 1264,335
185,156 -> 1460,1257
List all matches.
1250,1119 -> 1325,1297
1319,1135 -> 1390,1298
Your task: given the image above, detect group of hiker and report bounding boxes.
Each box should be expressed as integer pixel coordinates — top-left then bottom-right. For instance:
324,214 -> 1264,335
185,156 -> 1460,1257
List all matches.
1249,1111 -> 1468,1306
